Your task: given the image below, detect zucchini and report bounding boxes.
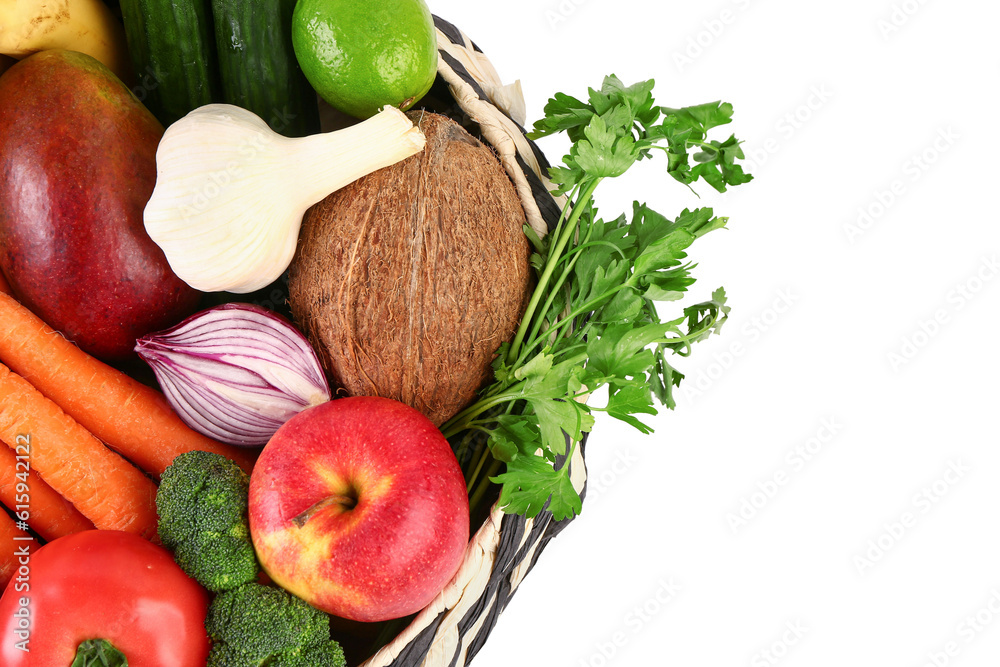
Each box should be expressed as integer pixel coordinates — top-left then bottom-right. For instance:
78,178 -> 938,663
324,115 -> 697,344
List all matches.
210,0 -> 320,138
119,0 -> 220,126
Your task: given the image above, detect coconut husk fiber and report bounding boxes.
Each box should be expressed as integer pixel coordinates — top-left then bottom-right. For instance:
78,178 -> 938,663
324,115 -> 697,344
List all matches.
288,111 -> 531,426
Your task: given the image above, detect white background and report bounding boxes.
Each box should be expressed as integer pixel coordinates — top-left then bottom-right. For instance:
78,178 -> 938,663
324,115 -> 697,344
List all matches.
429,1 -> 1000,666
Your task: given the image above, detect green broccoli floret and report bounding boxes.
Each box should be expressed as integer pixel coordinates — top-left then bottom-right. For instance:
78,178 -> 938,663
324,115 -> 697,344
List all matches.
207,640 -> 346,667
205,583 -> 345,667
156,450 -> 259,592
271,641 -> 347,667
205,643 -> 251,667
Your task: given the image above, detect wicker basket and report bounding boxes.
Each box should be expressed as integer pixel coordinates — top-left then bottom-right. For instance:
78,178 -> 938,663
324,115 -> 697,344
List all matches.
358,17 -> 589,667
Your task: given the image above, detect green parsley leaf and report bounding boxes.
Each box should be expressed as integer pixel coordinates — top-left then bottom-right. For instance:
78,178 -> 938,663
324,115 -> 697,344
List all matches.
528,92 -> 594,141
488,415 -> 543,463
491,452 -> 582,520
442,77 -> 751,522
605,383 -> 659,433
648,102 -> 754,192
574,115 -> 640,178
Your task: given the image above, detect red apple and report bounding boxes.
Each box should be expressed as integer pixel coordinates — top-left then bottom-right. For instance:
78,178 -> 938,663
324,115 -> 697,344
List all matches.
248,396 -> 469,622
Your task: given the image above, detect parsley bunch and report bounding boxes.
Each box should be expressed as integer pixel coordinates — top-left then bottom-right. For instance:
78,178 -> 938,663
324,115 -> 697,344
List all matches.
440,76 -> 752,521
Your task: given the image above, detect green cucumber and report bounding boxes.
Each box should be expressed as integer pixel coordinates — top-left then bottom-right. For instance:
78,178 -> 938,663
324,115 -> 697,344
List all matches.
211,0 -> 320,137
119,0 -> 221,127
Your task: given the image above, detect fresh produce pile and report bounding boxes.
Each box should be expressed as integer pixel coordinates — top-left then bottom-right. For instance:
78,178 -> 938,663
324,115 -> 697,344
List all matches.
0,0 -> 751,665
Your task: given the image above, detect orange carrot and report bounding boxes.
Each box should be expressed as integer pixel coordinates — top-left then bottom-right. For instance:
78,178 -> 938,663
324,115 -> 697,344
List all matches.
0,507 -> 38,590
0,292 -> 256,477
0,362 -> 158,541
0,439 -> 95,541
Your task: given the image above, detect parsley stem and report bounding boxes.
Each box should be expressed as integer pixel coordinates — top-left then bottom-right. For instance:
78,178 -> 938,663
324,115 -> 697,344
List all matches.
516,221 -> 595,369
469,458 -> 504,515
687,139 -> 717,150
466,444 -> 491,493
561,239 -> 629,263
507,177 -> 602,365
514,283 -> 630,366
452,423 -> 486,469
441,388 -> 522,439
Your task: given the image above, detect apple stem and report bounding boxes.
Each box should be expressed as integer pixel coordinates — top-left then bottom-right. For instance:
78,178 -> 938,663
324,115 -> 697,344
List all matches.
291,494 -> 357,528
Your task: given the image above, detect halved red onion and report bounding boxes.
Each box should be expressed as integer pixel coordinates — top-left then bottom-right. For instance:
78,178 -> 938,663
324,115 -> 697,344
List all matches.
135,303 -> 331,447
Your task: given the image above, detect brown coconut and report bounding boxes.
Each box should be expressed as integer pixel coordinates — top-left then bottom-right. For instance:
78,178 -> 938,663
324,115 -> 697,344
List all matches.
288,111 -> 532,426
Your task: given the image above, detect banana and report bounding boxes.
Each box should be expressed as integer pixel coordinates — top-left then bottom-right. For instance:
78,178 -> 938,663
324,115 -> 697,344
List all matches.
0,0 -> 133,84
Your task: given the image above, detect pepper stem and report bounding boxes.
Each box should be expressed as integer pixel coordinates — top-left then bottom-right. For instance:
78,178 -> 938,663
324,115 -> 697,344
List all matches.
72,639 -> 128,667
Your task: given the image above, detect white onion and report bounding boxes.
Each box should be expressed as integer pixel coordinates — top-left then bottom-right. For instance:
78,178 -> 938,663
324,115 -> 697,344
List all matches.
136,303 -> 331,446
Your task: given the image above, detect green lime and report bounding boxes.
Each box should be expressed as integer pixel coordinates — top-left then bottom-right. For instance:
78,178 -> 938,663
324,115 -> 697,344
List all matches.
292,0 -> 438,119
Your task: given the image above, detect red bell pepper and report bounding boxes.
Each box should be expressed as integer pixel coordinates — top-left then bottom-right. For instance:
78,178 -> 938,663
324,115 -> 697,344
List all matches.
0,530 -> 210,666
